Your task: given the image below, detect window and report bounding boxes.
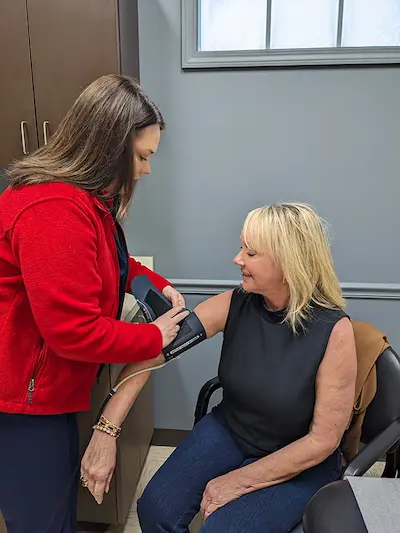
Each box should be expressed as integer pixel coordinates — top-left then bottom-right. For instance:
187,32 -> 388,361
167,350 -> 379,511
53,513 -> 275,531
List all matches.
182,0 -> 400,68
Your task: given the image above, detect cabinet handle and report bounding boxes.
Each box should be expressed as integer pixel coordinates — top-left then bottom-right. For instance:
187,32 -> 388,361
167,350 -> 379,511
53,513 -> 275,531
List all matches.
20,121 -> 29,155
43,121 -> 50,145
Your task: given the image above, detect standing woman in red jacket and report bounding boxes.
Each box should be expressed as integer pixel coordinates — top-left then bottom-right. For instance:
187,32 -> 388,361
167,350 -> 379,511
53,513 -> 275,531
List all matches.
0,74 -> 187,533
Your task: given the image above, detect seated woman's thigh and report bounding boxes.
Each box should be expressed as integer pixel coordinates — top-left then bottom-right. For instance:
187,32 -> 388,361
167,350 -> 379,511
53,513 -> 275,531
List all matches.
200,451 -> 342,533
137,411 -> 246,532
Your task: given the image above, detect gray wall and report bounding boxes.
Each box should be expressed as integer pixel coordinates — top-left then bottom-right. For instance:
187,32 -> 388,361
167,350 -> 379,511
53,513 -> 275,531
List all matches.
125,0 -> 400,430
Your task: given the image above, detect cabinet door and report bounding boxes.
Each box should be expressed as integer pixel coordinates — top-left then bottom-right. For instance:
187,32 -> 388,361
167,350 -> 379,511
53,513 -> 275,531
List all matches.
27,0 -> 120,147
0,0 -> 38,165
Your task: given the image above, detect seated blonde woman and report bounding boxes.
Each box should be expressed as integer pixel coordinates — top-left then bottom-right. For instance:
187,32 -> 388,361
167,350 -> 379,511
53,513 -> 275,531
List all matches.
81,203 -> 357,533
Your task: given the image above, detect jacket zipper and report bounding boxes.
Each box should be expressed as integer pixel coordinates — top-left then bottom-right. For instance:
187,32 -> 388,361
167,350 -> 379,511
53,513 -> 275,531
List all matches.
28,347 -> 45,404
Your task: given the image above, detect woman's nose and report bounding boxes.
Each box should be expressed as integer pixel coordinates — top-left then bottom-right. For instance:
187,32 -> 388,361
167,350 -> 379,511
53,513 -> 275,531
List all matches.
142,162 -> 151,175
233,252 -> 244,265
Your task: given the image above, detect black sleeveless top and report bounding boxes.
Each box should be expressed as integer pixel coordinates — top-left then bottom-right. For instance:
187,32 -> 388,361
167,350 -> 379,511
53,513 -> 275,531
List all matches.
217,288 -> 348,457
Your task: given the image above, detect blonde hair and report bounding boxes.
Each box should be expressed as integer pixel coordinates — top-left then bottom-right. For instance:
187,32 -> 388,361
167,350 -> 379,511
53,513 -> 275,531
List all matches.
7,74 -> 164,220
242,203 -> 345,332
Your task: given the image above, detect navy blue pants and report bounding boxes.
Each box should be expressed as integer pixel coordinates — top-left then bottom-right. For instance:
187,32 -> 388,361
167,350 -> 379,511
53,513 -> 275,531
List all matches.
0,413 -> 79,533
138,410 -> 342,533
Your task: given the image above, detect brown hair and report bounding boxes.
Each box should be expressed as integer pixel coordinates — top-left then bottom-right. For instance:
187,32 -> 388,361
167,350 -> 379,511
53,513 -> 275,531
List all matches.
7,74 -> 164,219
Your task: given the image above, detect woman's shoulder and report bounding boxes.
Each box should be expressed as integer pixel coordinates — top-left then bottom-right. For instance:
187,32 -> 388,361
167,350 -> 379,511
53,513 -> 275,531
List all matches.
309,303 -> 349,327
1,182 -> 99,226
229,286 -> 255,308
223,286 -> 256,327
231,285 -> 253,301
12,181 -> 92,205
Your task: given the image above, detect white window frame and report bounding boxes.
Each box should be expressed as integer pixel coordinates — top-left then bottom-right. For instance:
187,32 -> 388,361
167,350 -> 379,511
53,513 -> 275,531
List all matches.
181,0 -> 400,69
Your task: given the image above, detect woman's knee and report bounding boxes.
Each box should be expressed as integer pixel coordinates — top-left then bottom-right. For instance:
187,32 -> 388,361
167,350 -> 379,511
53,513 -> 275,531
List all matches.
138,474 -> 200,533
137,483 -> 162,529
199,513 -> 229,533
137,479 -> 178,532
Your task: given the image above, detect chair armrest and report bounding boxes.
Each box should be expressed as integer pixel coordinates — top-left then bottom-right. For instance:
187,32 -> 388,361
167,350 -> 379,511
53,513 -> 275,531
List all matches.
194,376 -> 222,426
303,480 -> 367,533
343,418 -> 400,477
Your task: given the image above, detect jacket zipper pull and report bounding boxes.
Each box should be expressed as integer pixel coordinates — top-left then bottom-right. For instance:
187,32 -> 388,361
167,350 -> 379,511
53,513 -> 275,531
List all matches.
28,378 -> 35,404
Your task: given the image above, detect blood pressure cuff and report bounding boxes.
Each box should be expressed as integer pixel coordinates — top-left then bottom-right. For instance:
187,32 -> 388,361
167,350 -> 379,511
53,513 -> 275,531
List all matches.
130,275 -> 206,361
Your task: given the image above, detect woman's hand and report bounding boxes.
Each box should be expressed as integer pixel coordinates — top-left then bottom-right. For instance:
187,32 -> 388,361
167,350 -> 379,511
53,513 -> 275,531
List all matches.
153,307 -> 189,348
200,470 -> 247,519
80,430 -> 117,504
162,285 -> 185,307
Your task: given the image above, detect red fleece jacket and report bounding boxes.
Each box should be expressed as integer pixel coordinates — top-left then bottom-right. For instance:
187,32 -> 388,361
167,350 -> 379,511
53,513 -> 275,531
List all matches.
0,182 -> 171,415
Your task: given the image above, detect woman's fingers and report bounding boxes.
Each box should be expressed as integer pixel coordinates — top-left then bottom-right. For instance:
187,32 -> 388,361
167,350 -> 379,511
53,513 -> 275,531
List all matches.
86,468 -> 110,504
154,307 -> 190,348
80,431 -> 117,504
88,475 -> 97,501
80,463 -> 89,488
174,310 -> 190,323
105,472 -> 113,494
93,479 -> 107,504
162,286 -> 186,308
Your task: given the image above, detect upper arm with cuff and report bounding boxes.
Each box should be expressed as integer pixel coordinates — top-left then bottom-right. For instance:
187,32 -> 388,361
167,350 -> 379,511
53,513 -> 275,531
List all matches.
194,290 -> 233,339
12,199 -> 162,364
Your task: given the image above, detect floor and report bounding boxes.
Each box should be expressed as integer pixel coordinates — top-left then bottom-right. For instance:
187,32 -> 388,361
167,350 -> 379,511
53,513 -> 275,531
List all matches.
113,445 -> 176,533
85,446 -> 385,533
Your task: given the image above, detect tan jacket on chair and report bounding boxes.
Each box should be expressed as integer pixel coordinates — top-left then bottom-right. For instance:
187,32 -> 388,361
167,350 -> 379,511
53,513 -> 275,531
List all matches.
0,514 -> 6,533
341,321 -> 390,463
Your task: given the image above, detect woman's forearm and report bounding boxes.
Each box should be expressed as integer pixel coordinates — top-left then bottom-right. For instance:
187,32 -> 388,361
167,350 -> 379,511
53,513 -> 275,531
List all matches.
237,434 -> 336,493
100,354 -> 164,428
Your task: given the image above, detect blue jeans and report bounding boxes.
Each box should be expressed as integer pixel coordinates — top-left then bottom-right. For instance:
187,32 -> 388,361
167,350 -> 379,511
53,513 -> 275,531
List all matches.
138,410 -> 342,533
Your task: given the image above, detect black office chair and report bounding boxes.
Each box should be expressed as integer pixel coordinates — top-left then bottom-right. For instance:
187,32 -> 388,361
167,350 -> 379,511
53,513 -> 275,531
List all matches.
194,347 -> 400,533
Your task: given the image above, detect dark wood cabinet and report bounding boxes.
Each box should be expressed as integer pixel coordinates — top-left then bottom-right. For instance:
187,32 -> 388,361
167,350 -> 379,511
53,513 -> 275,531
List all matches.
27,0 -> 121,145
0,0 -> 139,164
0,0 -> 39,163
0,2 -> 153,529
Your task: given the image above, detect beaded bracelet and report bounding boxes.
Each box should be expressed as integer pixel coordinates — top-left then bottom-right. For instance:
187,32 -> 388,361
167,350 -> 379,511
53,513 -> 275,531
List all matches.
92,414 -> 121,438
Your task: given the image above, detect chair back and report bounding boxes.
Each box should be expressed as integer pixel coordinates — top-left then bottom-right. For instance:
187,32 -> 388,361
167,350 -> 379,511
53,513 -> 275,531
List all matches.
361,347 -> 400,443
